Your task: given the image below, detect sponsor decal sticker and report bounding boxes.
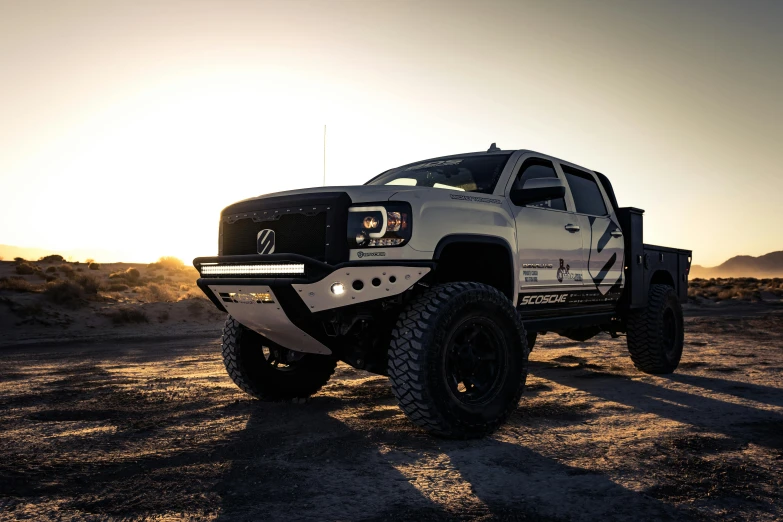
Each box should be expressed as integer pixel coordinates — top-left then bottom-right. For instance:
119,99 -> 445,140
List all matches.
406,159 -> 462,170
449,194 -> 503,205
556,259 -> 583,282
522,263 -> 553,269
520,294 -> 568,305
522,270 -> 538,282
356,251 -> 386,258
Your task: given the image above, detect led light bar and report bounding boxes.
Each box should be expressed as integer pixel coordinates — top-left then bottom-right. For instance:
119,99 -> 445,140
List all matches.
199,263 -> 306,276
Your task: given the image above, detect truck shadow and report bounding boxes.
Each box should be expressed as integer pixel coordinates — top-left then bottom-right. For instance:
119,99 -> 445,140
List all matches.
213,384 -> 688,521
534,362 -> 783,451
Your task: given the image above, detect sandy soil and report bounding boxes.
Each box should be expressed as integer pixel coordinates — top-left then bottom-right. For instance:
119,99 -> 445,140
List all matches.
0,307 -> 781,521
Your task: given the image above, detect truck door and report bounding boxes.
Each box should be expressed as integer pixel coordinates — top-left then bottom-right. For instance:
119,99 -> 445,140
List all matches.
560,165 -> 625,299
506,157 -> 585,297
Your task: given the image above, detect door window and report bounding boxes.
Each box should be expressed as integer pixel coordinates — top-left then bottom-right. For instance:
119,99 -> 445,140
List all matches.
512,159 -> 566,211
562,166 -> 607,216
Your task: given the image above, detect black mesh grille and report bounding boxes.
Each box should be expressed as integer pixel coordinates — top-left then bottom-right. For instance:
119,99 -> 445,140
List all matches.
222,212 -> 328,260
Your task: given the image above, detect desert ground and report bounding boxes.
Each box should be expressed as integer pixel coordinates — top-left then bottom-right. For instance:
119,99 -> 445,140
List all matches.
1,261 -> 782,520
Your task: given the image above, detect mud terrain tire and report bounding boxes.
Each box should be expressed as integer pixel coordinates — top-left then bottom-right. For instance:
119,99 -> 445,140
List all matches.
388,282 -> 529,438
626,284 -> 684,374
222,316 -> 336,400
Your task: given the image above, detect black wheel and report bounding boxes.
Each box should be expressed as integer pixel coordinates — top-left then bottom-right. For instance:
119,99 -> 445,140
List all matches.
388,282 -> 529,438
626,284 -> 684,374
222,316 -> 337,400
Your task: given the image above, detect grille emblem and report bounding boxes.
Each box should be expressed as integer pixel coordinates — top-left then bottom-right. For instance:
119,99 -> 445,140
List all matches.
257,229 -> 276,254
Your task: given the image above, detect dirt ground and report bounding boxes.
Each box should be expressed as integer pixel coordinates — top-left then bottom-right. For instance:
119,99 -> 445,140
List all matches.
0,307 -> 781,521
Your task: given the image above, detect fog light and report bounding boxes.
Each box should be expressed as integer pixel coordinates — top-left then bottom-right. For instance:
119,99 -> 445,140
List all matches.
331,283 -> 346,295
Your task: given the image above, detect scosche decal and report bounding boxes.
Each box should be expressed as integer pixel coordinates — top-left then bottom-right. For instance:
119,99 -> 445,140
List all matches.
518,288 -> 622,307
449,194 -> 503,205
556,259 -> 583,283
522,263 -> 553,269
406,159 -> 462,170
520,294 -> 568,305
356,251 -> 386,258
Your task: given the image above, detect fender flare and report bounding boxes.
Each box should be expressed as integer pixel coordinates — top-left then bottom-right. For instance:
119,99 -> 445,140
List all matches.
433,234 -> 516,299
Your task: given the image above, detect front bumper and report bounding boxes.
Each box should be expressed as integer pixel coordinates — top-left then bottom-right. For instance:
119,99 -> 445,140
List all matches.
194,254 -> 432,354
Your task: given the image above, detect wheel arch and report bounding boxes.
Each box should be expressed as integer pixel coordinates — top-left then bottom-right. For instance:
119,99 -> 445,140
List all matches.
649,269 -> 675,288
433,234 -> 516,300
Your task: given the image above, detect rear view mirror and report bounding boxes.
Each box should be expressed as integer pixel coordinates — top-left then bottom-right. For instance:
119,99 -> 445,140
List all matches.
510,178 -> 566,206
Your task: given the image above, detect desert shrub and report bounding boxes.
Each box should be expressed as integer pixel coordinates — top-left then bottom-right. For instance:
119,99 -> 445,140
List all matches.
75,274 -> 101,294
142,283 -> 177,302
179,288 -> 208,301
85,258 -> 95,264
88,262 -> 101,271
107,283 -> 130,292
104,308 -> 149,325
109,267 -> 140,281
39,254 -> 64,263
57,263 -> 74,274
45,266 -> 57,273
13,257 -> 26,264
155,256 -> 184,270
44,280 -> 84,307
15,263 -> 36,275
45,275 -> 58,282
0,276 -> 41,292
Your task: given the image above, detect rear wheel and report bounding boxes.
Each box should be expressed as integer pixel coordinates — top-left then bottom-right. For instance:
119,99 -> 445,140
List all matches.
626,284 -> 684,374
388,282 -> 529,438
221,316 -> 337,400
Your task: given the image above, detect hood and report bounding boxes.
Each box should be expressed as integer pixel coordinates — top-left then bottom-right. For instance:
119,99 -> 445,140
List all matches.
221,185 -> 433,215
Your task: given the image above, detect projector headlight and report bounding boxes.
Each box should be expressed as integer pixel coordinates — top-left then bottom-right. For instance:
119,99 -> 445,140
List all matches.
348,202 -> 412,249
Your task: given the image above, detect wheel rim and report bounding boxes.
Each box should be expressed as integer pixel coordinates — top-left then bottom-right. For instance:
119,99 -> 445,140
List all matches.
662,307 -> 678,361
443,317 -> 506,406
261,345 -> 304,372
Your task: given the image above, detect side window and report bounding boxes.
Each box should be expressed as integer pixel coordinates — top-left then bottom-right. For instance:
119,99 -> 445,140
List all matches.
562,166 -> 607,216
512,159 -> 566,211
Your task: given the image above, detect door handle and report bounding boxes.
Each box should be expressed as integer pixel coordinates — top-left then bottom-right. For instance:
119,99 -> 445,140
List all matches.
564,224 -> 580,232
610,229 -> 623,238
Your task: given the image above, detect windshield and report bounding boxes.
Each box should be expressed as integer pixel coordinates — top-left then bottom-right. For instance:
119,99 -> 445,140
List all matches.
366,153 -> 512,194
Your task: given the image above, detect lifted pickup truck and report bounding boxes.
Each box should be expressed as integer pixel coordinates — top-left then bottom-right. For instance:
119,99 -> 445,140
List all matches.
194,146 -> 692,438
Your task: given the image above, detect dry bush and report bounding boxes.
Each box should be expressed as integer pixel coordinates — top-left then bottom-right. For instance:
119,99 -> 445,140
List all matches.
57,264 -> 74,276
85,258 -> 95,264
74,274 -> 100,295
45,266 -> 57,273
45,275 -> 58,282
0,277 -> 42,292
39,254 -> 64,263
150,256 -> 185,271
13,257 -> 26,264
88,262 -> 101,271
104,308 -> 149,325
138,283 -> 177,303
107,283 -> 130,292
44,280 -> 84,307
179,288 -> 208,301
15,263 -> 35,275
109,267 -> 140,281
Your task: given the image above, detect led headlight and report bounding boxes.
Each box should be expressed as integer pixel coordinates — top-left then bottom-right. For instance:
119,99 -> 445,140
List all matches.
347,203 -> 411,249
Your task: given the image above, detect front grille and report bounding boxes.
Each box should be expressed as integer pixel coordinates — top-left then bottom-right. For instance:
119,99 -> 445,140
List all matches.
222,212 -> 328,260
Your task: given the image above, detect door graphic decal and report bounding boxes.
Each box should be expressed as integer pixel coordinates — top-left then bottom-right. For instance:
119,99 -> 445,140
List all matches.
586,216 -> 622,295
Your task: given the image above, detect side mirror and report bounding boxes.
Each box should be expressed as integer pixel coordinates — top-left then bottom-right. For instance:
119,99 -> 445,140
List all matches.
510,178 -> 566,206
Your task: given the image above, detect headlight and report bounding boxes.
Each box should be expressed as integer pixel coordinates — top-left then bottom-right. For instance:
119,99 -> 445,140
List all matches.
348,203 -> 412,248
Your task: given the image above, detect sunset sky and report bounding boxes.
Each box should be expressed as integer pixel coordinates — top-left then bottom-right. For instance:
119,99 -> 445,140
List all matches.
1,0 -> 781,266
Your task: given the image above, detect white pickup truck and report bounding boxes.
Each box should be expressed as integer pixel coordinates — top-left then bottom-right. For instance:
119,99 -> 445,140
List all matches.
194,145 -> 692,438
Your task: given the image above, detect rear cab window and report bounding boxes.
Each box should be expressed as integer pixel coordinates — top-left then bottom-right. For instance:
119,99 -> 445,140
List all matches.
562,165 -> 608,216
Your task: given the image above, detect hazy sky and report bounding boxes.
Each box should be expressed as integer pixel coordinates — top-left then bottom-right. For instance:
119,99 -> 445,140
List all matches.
1,0 -> 781,265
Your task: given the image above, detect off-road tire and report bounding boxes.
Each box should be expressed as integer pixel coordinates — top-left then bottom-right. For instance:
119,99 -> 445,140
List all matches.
626,284 -> 684,374
388,282 -> 529,438
222,316 -> 337,400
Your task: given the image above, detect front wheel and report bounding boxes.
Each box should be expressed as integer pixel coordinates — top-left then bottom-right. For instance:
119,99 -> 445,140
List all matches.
221,316 -> 337,400
388,282 -> 529,438
626,284 -> 684,374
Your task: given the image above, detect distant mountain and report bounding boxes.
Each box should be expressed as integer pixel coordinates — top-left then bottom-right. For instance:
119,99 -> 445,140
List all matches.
690,251 -> 783,278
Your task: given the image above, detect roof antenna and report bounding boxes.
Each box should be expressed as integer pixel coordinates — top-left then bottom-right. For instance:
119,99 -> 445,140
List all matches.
487,142 -> 500,152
